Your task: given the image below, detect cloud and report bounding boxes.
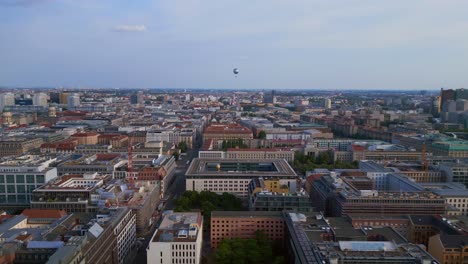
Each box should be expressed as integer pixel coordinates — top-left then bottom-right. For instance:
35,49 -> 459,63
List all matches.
112,25 -> 147,32
0,0 -> 50,7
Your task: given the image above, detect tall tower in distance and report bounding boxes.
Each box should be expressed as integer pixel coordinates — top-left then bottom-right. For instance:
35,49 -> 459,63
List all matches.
33,93 -> 48,107
0,92 -> 15,112
263,90 -> 277,104
324,98 -> 332,109
67,93 -> 80,110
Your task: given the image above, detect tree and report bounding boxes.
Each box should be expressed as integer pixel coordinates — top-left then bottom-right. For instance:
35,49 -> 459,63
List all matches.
258,130 -> 266,139
177,141 -> 188,153
214,231 -> 285,264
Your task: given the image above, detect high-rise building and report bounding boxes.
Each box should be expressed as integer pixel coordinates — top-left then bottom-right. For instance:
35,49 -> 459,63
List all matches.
59,92 -> 69,105
49,92 -> 60,104
32,93 -> 48,107
67,93 -> 80,110
0,92 -> 15,111
263,90 -> 277,104
130,91 -> 144,105
324,98 -> 332,109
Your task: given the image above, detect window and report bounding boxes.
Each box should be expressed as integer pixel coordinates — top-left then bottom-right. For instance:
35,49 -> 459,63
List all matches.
16,175 -> 25,183
36,175 -> 45,184
17,185 -> 25,193
26,175 -> 35,183
7,195 -> 16,202
7,185 -> 15,193
0,175 -> 4,183
6,175 -> 14,183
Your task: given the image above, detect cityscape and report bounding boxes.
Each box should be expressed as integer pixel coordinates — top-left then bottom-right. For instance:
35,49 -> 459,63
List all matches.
0,88 -> 467,264
2,1 -> 468,264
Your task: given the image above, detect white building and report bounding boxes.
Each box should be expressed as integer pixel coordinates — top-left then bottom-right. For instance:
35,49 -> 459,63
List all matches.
324,98 -> 332,109
67,93 -> 80,110
111,208 -> 137,264
33,93 -> 48,107
147,212 -> 203,264
0,155 -> 57,205
0,92 -> 15,111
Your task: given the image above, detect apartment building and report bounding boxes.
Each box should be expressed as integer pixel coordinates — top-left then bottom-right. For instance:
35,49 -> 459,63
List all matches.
0,138 -> 44,157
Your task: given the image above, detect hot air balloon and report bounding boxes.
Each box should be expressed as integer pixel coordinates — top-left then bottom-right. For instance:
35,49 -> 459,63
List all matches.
233,68 -> 239,77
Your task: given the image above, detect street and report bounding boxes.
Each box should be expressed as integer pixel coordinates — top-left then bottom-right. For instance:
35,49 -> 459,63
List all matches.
131,148 -> 198,264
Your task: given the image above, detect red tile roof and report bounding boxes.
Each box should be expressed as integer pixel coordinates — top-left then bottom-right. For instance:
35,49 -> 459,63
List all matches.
71,132 -> 99,137
21,209 -> 67,219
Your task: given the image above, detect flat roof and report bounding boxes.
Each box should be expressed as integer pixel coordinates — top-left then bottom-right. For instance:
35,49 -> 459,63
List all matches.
186,158 -> 297,178
211,211 -> 283,218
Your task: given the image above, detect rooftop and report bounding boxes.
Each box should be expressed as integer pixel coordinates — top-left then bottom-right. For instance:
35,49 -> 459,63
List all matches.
151,212 -> 202,243
186,158 -> 297,178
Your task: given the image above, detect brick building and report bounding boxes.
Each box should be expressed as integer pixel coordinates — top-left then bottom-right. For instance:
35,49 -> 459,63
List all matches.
210,211 -> 284,248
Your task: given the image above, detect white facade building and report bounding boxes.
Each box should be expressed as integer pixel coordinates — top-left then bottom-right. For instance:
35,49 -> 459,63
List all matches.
147,212 -> 203,264
0,92 -> 15,111
67,93 -> 81,110
0,155 -> 57,205
33,93 -> 48,107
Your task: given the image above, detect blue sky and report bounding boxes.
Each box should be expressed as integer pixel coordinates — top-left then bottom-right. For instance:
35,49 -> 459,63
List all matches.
1,0 -> 468,90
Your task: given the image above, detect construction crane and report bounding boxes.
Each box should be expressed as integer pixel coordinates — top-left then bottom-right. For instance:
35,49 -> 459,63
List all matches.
127,136 -> 134,187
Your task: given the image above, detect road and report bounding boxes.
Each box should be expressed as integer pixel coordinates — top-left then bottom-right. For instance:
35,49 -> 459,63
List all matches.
131,148 -> 198,264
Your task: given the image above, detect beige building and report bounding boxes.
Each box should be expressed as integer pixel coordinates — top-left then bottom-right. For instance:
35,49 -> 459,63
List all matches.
71,132 -> 99,145
429,234 -> 468,264
202,124 -> 253,149
0,138 -> 44,157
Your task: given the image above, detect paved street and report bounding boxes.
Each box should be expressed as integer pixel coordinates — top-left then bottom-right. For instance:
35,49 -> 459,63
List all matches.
131,148 -> 198,264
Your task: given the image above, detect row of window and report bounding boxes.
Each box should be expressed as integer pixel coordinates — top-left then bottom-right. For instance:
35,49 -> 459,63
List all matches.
171,244 -> 195,250
0,175 -> 44,184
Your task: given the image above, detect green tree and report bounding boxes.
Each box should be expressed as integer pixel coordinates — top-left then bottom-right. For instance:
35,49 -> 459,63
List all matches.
177,141 -> 188,153
258,130 -> 266,139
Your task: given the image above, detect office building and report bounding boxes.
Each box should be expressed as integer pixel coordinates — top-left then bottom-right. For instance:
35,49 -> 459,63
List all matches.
0,137 -> 43,157
324,98 -> 331,109
210,211 -> 284,248
32,93 -> 48,107
56,153 -> 125,176
0,92 -> 15,112
185,158 -> 298,197
0,155 -> 57,207
67,93 -> 80,110
199,148 -> 295,162
147,212 -> 203,264
30,173 -> 107,213
202,124 -> 253,149
247,177 -> 313,213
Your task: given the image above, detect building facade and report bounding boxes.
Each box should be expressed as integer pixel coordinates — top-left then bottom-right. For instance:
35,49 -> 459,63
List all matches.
210,211 -> 284,249
147,212 -> 203,264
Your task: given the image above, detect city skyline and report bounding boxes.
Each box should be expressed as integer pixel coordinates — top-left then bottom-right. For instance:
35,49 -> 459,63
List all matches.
1,1 -> 468,90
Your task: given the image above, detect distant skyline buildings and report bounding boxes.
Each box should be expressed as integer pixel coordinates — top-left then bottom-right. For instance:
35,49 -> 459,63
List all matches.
67,93 -> 80,110
32,93 -> 48,107
0,92 -> 15,111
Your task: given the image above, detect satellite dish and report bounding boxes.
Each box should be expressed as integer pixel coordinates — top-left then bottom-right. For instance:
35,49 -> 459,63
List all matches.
233,68 -> 239,77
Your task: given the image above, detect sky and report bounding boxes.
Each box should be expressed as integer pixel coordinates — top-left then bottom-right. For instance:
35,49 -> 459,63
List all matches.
1,0 -> 468,90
